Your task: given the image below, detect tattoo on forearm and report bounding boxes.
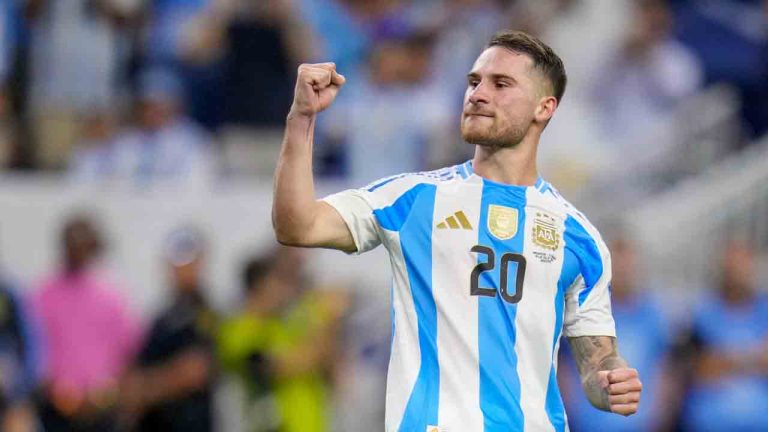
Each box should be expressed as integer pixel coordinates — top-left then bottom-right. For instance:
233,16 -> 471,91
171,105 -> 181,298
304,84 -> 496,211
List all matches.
568,336 -> 627,411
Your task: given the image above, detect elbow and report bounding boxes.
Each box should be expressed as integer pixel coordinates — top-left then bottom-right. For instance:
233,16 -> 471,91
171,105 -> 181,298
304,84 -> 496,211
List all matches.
272,204 -> 319,247
272,217 -> 308,247
274,230 -> 304,247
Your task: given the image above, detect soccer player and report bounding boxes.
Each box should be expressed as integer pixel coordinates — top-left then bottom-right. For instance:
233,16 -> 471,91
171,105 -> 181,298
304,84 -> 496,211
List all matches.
273,30 -> 642,431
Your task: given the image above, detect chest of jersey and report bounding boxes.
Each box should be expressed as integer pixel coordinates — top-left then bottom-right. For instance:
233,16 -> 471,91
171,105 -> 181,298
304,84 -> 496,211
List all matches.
421,182 -> 567,314
380,179 -> 573,431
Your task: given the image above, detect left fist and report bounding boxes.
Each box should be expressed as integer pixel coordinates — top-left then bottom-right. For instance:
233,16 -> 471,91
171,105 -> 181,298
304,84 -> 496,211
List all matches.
598,367 -> 642,416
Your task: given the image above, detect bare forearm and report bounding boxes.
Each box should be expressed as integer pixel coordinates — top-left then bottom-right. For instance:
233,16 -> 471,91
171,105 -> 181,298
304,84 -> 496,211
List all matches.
569,336 -> 628,411
582,354 -> 628,411
272,113 -> 319,244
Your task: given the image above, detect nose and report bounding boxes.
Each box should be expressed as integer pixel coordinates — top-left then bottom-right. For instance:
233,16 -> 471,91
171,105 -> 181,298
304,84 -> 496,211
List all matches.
468,81 -> 490,106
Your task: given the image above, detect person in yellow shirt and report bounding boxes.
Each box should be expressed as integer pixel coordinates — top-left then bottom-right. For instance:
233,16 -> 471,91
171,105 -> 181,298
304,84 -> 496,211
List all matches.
219,246 -> 347,432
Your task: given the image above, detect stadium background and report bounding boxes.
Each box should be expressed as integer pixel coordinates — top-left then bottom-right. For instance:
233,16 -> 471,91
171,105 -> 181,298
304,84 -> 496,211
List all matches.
0,0 -> 766,431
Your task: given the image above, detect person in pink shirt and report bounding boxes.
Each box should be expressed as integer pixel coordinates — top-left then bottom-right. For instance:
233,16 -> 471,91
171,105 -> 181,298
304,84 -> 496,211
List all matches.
31,214 -> 142,432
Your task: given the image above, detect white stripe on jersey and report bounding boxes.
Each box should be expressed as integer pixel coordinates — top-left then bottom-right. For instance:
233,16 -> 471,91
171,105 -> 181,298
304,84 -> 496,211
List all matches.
433,179 -> 484,430
385,232 -> 422,429
515,190 -> 567,432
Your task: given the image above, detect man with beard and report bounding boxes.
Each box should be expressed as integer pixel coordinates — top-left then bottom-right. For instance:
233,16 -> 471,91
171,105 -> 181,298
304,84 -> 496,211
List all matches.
272,30 -> 642,431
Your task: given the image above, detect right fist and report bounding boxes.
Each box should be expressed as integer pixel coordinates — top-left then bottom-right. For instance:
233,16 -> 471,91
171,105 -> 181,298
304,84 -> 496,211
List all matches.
290,63 -> 346,117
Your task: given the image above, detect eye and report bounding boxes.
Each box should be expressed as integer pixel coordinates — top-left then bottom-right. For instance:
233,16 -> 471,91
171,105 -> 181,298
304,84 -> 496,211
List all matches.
468,79 -> 480,88
495,81 -> 509,89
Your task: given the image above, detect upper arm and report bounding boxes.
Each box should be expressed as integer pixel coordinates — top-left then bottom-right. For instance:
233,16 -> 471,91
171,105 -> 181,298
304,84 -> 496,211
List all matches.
308,201 -> 358,253
316,175 -> 431,254
562,215 -> 615,338
319,187 -> 382,254
273,198 -> 357,252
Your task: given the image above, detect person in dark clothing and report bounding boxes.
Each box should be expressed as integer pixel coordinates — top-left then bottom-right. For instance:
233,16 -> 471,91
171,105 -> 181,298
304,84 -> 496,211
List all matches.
120,227 -> 217,432
223,0 -> 310,127
0,276 -> 38,432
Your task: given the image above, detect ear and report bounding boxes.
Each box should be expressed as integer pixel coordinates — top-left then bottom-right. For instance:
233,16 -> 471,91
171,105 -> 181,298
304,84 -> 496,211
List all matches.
534,96 -> 558,123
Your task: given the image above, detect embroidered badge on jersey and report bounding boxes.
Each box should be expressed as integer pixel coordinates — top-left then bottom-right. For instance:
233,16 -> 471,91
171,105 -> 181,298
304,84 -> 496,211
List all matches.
532,212 -> 560,250
487,205 -> 518,240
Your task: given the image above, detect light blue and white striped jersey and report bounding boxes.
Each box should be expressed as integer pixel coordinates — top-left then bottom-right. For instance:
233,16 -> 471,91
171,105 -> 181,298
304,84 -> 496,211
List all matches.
323,160 -> 615,432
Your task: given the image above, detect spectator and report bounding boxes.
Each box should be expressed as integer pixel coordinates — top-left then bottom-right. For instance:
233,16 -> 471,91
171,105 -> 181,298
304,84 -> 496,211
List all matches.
142,0 -> 229,129
672,0 -> 768,137
679,240 -> 768,431
319,32 -> 452,182
0,85 -> 13,170
72,67 -> 216,188
218,246 -> 346,432
0,0 -> 18,169
25,0 -> 139,169
592,0 -> 703,155
222,0 -> 311,128
559,235 -> 676,432
296,0 -> 392,83
31,214 -> 142,432
121,227 -> 218,432
0,272 -> 40,432
68,104 -> 121,183
429,0 -> 508,104
0,0 -> 11,86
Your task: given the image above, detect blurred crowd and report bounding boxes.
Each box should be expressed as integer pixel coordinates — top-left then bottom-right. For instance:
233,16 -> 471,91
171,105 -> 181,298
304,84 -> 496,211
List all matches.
0,214 -> 358,432
0,214 -> 766,431
0,0 -> 764,187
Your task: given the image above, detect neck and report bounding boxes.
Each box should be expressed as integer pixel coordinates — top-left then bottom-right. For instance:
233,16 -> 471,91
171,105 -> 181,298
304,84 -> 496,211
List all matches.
471,132 -> 539,186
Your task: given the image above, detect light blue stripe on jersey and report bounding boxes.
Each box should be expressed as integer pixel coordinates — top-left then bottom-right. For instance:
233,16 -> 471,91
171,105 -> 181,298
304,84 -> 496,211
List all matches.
564,216 -> 604,306
545,247 -> 580,431
381,184 -> 439,431
477,183 -> 525,431
374,184 -> 431,232
373,183 -> 439,430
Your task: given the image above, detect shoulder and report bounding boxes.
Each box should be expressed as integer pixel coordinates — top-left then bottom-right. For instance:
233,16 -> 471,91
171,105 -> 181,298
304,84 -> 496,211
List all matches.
537,183 -> 606,251
363,161 -> 472,191
359,162 -> 473,205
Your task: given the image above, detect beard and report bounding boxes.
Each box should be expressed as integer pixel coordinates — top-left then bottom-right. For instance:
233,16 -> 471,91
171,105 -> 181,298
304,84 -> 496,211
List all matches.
461,115 -> 527,149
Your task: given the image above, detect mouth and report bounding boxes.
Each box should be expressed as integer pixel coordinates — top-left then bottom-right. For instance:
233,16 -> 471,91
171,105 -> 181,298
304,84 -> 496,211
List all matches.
464,112 -> 494,118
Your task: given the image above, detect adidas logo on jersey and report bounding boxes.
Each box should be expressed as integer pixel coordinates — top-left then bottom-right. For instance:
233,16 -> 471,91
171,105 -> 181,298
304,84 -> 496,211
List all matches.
436,211 -> 473,230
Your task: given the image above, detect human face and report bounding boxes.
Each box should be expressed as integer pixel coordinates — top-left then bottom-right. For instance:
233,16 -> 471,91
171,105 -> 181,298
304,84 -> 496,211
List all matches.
719,242 -> 755,302
461,47 -> 545,148
62,220 -> 102,272
172,256 -> 204,293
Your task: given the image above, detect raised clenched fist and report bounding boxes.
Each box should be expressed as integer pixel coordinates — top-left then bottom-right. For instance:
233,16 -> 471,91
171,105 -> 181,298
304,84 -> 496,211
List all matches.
289,63 -> 346,118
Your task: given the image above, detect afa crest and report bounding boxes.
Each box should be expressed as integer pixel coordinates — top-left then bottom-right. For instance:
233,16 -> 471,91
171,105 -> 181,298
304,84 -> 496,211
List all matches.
487,205 -> 518,240
532,212 -> 560,250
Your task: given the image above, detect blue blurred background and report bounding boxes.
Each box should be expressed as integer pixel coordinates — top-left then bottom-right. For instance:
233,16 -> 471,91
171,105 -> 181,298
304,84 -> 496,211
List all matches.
0,0 -> 766,431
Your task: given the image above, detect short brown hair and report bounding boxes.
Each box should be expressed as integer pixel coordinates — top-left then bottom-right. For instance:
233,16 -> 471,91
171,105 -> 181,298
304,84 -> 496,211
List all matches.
487,30 -> 567,103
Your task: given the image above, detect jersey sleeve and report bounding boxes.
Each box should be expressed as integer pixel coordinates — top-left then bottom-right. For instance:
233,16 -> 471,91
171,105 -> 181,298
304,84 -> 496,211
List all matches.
321,174 -> 431,254
562,215 -> 616,338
